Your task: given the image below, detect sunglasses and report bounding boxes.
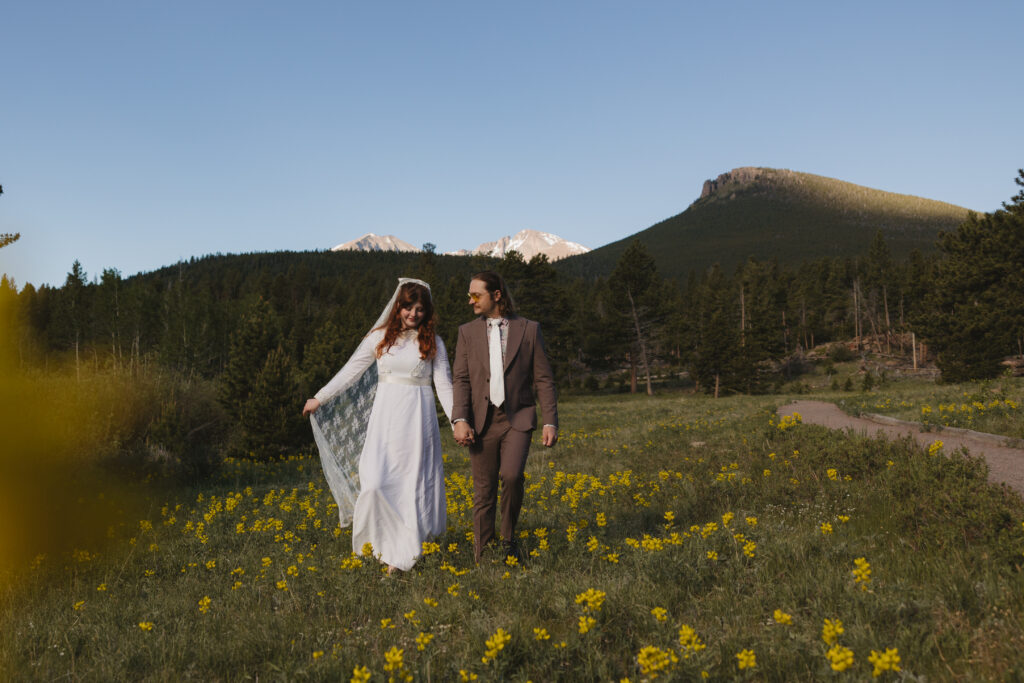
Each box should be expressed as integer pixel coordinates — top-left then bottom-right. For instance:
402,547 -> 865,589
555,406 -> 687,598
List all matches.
467,292 -> 484,302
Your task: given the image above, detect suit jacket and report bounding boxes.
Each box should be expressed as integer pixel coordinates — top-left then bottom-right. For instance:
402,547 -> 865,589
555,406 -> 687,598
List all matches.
452,314 -> 558,433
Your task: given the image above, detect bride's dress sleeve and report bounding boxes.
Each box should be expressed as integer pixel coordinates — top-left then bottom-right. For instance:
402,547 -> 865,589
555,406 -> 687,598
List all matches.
314,331 -> 379,403
433,335 -> 454,423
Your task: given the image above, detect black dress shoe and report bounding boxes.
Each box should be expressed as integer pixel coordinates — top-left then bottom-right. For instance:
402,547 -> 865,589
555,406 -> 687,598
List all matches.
502,539 -> 525,564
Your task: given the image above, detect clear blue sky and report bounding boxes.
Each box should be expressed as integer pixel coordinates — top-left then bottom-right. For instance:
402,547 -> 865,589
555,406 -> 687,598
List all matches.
2,1 -> 1021,288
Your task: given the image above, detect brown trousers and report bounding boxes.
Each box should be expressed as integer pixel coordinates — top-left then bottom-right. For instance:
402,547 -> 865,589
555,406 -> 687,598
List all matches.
469,404 -> 532,562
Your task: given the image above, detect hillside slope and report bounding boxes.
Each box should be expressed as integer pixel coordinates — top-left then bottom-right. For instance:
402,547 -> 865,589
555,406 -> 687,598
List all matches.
558,167 -> 972,280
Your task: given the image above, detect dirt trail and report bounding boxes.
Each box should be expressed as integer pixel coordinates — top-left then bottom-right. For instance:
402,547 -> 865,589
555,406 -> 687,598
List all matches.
777,400 -> 1024,495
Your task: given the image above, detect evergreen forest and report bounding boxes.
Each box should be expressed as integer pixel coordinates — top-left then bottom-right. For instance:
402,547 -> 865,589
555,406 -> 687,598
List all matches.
2,170 -> 1023,478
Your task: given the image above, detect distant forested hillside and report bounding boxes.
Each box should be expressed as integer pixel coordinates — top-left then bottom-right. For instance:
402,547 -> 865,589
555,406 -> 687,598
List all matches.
3,169 -> 1021,474
557,167 -> 971,281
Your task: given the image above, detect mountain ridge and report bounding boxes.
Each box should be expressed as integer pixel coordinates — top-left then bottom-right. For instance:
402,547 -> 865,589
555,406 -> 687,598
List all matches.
331,233 -> 420,253
332,229 -> 590,262
556,167 -> 972,280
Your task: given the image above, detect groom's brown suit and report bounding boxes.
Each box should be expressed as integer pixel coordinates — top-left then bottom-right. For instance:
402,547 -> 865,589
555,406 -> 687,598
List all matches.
452,314 -> 558,561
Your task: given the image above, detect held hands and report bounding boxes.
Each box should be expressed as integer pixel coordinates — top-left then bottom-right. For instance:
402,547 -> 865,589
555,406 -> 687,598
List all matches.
453,421 -> 475,447
302,398 -> 321,417
542,425 -> 558,447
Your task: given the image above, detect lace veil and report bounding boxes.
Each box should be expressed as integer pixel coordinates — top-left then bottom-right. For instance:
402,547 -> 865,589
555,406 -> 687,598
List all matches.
310,278 -> 432,527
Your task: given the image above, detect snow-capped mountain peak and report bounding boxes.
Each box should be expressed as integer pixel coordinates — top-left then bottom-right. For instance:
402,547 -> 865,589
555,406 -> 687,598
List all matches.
329,229 -> 590,261
331,233 -> 420,253
456,229 -> 590,261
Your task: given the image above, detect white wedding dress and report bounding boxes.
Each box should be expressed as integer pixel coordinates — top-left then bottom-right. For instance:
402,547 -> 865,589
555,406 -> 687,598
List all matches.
312,328 -> 453,571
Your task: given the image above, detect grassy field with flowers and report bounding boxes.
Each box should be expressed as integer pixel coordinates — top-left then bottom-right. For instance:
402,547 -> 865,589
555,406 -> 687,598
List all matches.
3,384 -> 1024,681
837,375 -> 1024,440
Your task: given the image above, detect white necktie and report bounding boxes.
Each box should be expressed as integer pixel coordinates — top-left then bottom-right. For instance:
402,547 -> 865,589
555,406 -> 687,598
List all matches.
488,319 -> 504,407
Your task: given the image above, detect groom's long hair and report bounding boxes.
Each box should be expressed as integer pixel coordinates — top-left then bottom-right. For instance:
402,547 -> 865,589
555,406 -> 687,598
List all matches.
472,271 -> 516,316
375,282 -> 438,360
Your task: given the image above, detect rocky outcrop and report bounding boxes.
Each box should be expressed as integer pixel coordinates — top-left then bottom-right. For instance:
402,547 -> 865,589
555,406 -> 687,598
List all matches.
700,167 -> 800,200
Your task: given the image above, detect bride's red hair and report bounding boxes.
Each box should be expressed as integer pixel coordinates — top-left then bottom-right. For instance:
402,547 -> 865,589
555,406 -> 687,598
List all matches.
375,282 -> 437,360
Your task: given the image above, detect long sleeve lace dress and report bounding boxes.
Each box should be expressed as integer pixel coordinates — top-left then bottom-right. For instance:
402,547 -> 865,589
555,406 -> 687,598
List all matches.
312,329 -> 453,570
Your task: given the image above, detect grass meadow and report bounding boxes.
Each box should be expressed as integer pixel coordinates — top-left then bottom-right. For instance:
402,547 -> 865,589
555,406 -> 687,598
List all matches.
3,376 -> 1024,681
843,378 -> 1024,440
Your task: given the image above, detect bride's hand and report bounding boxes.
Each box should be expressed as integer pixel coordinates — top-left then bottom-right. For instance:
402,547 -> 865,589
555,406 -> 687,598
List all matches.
302,398 -> 321,417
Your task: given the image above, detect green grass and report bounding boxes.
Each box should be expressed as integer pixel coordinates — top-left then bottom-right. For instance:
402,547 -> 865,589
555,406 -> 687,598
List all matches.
3,384 -> 1024,681
838,376 -> 1024,440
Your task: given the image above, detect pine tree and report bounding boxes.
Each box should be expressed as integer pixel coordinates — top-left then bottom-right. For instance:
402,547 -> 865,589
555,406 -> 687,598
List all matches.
238,345 -> 304,460
51,261 -> 90,377
220,299 -> 278,421
0,274 -> 18,369
691,265 -> 738,396
609,240 -> 661,395
300,319 -> 346,397
96,268 -> 123,365
917,171 -> 1024,380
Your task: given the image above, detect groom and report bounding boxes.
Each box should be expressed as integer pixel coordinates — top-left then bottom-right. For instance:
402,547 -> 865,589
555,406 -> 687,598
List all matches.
452,271 -> 558,564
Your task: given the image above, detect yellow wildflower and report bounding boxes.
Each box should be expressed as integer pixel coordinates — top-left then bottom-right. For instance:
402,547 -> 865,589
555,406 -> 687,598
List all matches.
481,627 -> 511,664
868,648 -> 901,677
822,618 -> 844,645
736,649 -> 756,670
678,624 -> 706,657
852,557 -> 872,590
575,588 -> 606,612
383,646 -> 411,682
773,609 -> 792,625
637,646 -> 678,678
198,596 -> 211,614
826,644 -> 855,672
415,632 -> 434,651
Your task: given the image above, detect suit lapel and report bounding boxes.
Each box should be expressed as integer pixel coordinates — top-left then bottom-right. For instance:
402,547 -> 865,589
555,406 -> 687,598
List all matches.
504,316 -> 525,371
472,317 -> 489,374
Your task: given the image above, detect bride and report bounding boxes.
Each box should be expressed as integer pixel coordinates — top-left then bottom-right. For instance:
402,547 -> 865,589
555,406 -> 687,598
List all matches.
302,278 -> 453,573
